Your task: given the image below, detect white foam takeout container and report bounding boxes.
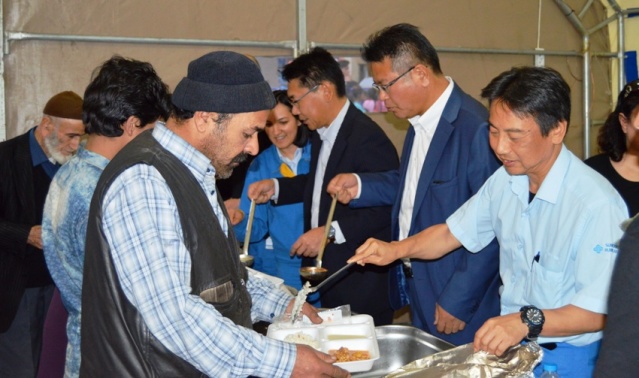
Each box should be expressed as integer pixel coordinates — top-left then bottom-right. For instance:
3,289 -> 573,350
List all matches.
266,314 -> 380,373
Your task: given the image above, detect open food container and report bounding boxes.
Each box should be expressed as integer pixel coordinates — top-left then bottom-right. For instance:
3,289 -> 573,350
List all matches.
353,325 -> 454,377
267,314 -> 380,373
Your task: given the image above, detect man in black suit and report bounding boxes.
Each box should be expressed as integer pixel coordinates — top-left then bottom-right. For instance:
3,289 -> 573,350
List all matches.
249,47 -> 399,325
0,91 -> 84,377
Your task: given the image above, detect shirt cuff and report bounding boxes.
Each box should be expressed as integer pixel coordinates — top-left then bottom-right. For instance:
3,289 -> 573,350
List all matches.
271,178 -> 279,203
354,174 -> 362,199
255,336 -> 297,378
332,221 -> 346,244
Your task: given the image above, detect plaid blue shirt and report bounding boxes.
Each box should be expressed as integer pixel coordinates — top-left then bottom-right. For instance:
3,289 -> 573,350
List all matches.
102,123 -> 296,377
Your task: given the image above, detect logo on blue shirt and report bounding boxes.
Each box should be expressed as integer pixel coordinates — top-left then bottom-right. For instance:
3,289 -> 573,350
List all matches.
593,243 -> 618,254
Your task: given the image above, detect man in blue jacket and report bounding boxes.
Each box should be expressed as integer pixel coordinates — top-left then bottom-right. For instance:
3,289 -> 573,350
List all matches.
328,23 -> 501,345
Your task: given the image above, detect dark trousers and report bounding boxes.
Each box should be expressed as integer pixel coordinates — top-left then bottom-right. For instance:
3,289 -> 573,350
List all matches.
0,285 -> 54,378
37,288 -> 68,378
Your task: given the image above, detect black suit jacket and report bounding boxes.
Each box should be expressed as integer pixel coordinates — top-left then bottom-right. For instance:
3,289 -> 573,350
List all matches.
0,129 -> 50,331
278,103 -> 399,324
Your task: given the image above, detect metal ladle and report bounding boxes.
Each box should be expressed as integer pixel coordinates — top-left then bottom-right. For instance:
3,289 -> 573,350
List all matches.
299,194 -> 338,283
239,199 -> 256,267
307,262 -> 354,293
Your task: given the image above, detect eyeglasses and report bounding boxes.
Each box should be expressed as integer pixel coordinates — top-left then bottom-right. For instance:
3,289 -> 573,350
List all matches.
290,85 -> 319,107
373,66 -> 416,93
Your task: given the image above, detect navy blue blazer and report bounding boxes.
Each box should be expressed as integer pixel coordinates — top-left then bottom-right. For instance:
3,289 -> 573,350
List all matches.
276,103 -> 400,325
355,84 -> 502,344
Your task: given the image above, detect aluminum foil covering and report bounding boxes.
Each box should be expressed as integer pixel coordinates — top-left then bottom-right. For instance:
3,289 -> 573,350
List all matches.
384,342 -> 543,378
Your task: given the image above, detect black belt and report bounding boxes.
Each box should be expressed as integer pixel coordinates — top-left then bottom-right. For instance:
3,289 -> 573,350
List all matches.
402,263 -> 413,279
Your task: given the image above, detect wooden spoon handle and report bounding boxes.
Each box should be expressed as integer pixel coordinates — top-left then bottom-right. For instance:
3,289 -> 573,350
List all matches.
316,193 -> 338,268
242,199 -> 256,255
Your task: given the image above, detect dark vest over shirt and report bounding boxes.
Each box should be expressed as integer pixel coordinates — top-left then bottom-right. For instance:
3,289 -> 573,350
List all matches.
81,131 -> 251,377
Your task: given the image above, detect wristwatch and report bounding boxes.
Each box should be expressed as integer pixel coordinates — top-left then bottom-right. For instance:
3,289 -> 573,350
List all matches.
520,305 -> 545,341
327,225 -> 336,244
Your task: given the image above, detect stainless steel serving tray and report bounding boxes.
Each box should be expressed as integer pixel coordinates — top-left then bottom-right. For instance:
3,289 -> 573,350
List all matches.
353,325 -> 454,378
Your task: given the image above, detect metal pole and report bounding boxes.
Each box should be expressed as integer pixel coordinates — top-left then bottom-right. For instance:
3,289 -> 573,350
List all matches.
296,0 -> 307,56
578,0 -> 596,19
606,0 -> 625,90
618,12 -> 625,89
312,42 -> 583,58
554,0 -> 594,158
3,32 -> 296,55
588,14 -> 619,35
553,0 -> 588,35
0,0 -> 5,141
583,34 -> 591,158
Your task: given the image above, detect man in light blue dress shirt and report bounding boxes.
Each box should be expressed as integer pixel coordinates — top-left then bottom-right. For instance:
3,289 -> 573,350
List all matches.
349,67 -> 628,378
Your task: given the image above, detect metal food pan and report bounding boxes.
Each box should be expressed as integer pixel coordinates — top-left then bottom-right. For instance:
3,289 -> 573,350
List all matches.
353,325 -> 454,377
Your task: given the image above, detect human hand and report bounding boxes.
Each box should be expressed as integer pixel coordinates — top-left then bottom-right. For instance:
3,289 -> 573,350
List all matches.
290,227 -> 326,257
247,179 -> 275,204
327,173 -> 358,204
347,238 -> 399,266
473,312 -> 528,356
434,303 -> 466,335
224,198 -> 244,225
291,345 -> 350,378
28,225 -> 43,249
285,300 -> 322,324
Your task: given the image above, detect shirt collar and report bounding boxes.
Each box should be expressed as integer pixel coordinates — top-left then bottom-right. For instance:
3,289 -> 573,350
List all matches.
408,77 -> 454,130
29,127 -> 52,167
534,144 -> 569,204
277,146 -> 302,165
78,144 -> 110,170
152,122 -> 215,179
510,144 -> 569,205
317,100 -> 350,143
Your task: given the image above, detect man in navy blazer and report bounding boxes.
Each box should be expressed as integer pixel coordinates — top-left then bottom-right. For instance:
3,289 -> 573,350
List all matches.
249,47 -> 399,325
328,24 -> 501,345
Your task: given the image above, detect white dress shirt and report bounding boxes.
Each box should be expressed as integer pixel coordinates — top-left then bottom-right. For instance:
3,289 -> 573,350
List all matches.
312,100 -> 350,232
398,77 -> 454,241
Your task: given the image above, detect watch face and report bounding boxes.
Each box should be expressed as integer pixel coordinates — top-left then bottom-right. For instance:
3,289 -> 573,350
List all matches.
526,308 -> 543,325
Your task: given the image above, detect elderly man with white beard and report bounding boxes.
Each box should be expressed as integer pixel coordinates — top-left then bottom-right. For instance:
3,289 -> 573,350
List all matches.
0,91 -> 85,377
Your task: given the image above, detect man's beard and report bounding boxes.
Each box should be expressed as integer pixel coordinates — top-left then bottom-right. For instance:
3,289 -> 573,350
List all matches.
44,132 -> 73,165
216,152 -> 248,179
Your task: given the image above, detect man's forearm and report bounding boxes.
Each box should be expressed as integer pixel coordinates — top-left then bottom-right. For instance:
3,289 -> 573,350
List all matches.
541,305 -> 605,337
396,223 -> 462,260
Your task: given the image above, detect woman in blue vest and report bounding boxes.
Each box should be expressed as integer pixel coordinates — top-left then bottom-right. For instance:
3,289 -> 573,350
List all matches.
234,90 -> 311,290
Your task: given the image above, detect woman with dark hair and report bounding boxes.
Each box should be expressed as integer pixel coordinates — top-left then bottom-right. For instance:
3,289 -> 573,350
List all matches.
233,90 -> 312,290
585,79 -> 639,216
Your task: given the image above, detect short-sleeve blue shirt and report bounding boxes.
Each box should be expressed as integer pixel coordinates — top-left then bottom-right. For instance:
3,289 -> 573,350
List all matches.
447,145 -> 627,346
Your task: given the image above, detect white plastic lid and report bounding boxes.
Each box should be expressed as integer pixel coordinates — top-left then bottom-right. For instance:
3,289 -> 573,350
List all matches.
543,363 -> 558,372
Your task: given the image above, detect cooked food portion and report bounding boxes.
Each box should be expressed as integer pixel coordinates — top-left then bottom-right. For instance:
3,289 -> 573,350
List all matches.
283,331 -> 320,349
328,347 -> 371,362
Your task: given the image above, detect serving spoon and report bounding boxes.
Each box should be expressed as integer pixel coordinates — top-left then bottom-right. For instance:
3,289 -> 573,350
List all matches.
239,198 -> 256,267
299,193 -> 339,283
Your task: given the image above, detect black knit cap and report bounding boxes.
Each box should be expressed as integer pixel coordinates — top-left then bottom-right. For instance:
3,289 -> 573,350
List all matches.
172,51 -> 276,113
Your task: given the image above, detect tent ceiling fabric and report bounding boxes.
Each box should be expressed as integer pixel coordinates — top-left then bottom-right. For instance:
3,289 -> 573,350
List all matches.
2,0 -> 614,157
